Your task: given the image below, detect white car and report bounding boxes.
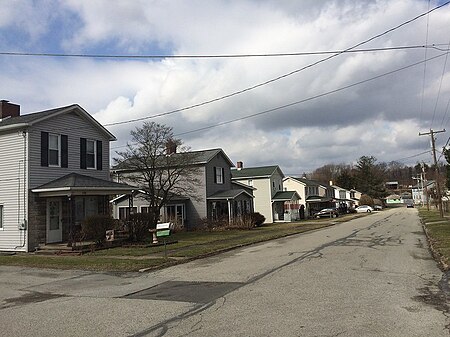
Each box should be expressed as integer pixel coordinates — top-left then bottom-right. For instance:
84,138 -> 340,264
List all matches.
355,205 -> 374,213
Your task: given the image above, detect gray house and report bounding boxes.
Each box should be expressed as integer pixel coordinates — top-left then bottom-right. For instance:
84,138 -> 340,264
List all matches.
111,148 -> 254,229
0,101 -> 132,252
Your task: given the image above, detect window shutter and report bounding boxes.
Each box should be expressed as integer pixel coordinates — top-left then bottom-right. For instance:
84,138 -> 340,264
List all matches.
61,135 -> 68,168
96,140 -> 103,170
213,167 -> 217,183
41,132 -> 48,167
80,138 -> 87,169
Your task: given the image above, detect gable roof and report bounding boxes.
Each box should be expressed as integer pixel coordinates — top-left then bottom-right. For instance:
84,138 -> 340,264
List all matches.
285,176 -> 328,188
207,189 -> 253,200
231,165 -> 283,179
112,148 -> 234,172
31,173 -> 133,196
272,191 -> 300,201
0,104 -> 116,140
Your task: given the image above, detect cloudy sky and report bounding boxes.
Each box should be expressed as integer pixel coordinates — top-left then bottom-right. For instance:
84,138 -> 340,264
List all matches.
1,0 -> 450,174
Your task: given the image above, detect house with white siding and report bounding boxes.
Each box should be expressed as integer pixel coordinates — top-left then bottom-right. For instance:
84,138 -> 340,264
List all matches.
111,149 -> 254,229
231,164 -> 300,223
0,100 -> 132,252
283,177 -> 334,217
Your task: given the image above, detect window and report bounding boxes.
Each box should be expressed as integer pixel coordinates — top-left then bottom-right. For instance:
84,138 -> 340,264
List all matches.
41,132 -> 68,168
80,138 -> 102,170
119,207 -> 137,220
86,140 -> 96,169
141,207 -> 149,213
48,134 -> 60,166
0,205 -> 3,229
214,167 -> 224,184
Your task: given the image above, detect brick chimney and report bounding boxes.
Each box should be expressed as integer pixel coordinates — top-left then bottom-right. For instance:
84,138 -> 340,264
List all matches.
0,100 -> 20,119
166,139 -> 177,155
237,161 -> 243,170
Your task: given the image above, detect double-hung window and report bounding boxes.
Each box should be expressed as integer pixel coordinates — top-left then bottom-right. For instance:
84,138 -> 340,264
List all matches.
86,140 -> 96,169
41,132 -> 68,168
48,134 -> 60,166
80,138 -> 102,170
214,167 -> 224,184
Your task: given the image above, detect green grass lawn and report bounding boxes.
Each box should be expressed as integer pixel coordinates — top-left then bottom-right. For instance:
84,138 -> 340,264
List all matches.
0,213 -> 365,272
418,207 -> 450,269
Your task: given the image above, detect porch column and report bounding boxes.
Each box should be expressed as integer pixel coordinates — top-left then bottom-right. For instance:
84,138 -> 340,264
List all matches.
68,195 -> 75,247
228,199 -> 232,224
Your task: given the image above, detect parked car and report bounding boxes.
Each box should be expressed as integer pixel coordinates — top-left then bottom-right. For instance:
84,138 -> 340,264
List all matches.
373,205 -> 383,211
315,208 -> 339,218
355,205 -> 374,213
406,202 -> 414,208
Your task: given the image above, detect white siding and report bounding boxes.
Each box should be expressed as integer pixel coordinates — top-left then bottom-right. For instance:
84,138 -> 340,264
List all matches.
28,111 -> 111,188
0,131 -> 28,251
283,178 -> 306,207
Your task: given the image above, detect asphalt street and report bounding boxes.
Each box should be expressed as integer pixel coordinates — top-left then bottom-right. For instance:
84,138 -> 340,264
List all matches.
0,207 -> 448,336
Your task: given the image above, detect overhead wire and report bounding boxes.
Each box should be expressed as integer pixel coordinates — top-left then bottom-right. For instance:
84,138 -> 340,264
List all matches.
100,1 -> 450,128
173,52 -> 449,138
107,50 -> 450,150
0,44 -> 447,59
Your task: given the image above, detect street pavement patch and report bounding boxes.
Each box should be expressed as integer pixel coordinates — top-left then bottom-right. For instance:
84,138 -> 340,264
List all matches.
124,281 -> 244,303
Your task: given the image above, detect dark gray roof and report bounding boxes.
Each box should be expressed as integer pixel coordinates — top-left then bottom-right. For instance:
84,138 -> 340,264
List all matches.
272,191 -> 300,201
0,104 -> 116,140
0,105 -> 73,127
288,177 -> 328,187
231,165 -> 282,179
113,148 -> 234,171
33,173 -> 133,190
207,189 -> 253,200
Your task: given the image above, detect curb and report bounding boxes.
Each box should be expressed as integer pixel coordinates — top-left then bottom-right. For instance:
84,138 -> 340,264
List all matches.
422,223 -> 450,272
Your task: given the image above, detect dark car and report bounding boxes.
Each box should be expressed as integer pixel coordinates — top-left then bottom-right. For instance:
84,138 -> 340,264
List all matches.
406,203 -> 414,208
315,208 -> 339,218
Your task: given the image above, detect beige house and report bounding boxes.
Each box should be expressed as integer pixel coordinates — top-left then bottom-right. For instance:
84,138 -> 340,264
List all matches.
231,164 -> 300,223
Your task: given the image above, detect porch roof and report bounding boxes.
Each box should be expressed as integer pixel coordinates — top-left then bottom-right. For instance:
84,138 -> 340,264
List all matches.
207,189 -> 253,200
306,195 -> 333,203
31,173 -> 134,197
272,191 -> 300,202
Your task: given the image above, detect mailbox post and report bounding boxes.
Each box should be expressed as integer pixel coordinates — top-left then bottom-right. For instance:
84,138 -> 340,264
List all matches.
155,222 -> 173,258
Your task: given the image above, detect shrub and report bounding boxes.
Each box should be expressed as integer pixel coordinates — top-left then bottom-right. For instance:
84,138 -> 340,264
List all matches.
81,215 -> 117,246
359,194 -> 374,207
128,213 -> 154,242
249,212 -> 265,227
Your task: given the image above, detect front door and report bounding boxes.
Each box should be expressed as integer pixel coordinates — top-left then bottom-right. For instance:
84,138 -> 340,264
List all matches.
47,199 -> 62,243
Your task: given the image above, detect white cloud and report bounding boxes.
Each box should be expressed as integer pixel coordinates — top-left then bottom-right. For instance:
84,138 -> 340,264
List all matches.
1,0 -> 449,173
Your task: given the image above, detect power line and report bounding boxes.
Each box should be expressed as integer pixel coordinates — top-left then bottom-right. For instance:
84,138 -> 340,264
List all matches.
0,44 -> 446,60
102,1 -> 450,128
174,52 -> 449,137
108,51 -> 448,151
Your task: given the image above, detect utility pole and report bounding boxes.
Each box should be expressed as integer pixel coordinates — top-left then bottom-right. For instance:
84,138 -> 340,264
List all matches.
419,129 -> 445,217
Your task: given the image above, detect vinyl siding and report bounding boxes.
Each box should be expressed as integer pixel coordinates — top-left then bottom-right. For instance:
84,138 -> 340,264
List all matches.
28,111 -> 111,188
234,177 -> 273,222
0,131 -> 28,251
283,179 -> 306,207
205,153 -> 232,196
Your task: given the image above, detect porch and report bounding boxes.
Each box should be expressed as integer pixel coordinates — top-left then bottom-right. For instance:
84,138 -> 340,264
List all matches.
31,173 -> 133,249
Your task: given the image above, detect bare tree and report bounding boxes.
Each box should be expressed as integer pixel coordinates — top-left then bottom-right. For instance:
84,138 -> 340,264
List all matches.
114,122 -> 201,229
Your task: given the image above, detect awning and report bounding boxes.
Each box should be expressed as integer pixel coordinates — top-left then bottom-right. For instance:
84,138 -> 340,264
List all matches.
306,196 -> 333,203
31,173 -> 134,197
272,191 -> 300,202
207,189 -> 253,200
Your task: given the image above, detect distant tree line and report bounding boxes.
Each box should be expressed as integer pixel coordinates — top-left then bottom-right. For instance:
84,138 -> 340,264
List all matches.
308,156 -> 440,199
